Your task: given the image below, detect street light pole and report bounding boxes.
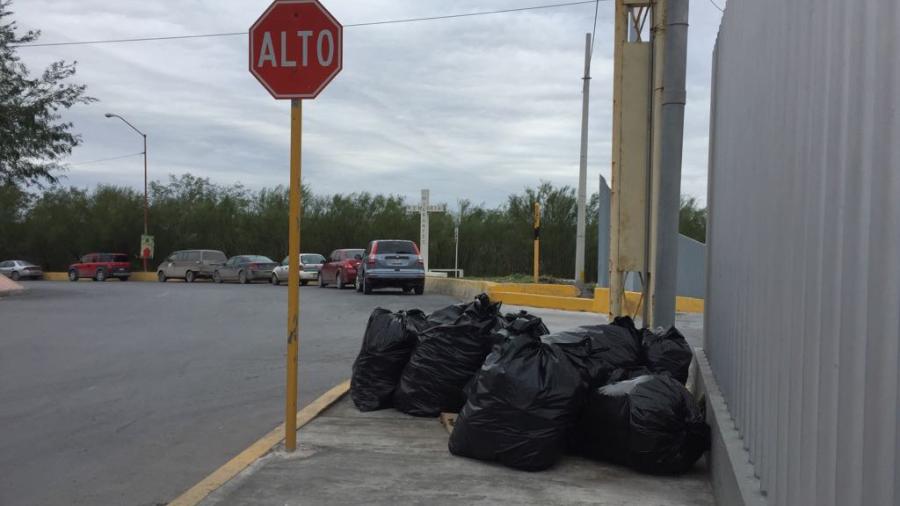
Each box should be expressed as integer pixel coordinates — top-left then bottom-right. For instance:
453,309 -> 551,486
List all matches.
105,113 -> 149,272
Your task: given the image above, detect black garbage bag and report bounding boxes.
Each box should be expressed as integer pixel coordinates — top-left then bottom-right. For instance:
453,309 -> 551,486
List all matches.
351,308 -> 428,411
642,327 -> 693,384
449,333 -> 588,471
462,313 -> 551,401
577,374 -> 710,474
542,324 -> 643,388
393,294 -> 503,416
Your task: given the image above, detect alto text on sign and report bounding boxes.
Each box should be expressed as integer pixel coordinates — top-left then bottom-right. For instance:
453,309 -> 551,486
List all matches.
249,0 -> 343,99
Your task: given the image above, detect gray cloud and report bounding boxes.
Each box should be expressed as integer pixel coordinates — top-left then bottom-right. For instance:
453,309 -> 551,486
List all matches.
14,0 -> 722,207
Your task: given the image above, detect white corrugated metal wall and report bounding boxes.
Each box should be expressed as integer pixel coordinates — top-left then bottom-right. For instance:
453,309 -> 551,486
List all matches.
704,1 -> 899,505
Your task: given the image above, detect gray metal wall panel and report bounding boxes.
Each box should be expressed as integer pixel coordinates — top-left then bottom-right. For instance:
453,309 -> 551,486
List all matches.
705,0 -> 900,505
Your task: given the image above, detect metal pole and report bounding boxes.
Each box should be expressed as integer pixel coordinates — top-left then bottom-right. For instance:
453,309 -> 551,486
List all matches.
420,189 -> 429,273
533,202 -> 541,283
650,0 -> 689,328
285,99 -> 302,452
143,134 -> 148,272
454,226 -> 459,277
575,32 -> 592,289
597,174 -> 611,288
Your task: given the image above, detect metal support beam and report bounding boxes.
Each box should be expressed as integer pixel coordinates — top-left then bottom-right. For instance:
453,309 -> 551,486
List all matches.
649,0 -> 688,328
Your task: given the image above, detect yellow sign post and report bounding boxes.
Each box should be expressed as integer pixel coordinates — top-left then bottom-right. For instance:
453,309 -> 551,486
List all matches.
249,0 -> 343,453
285,99 -> 302,451
533,202 -> 541,283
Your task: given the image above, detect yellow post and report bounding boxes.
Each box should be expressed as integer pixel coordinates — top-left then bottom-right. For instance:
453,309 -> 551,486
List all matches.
533,202 -> 540,283
285,98 -> 302,452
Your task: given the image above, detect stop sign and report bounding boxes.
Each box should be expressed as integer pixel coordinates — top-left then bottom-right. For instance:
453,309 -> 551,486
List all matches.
249,0 -> 343,99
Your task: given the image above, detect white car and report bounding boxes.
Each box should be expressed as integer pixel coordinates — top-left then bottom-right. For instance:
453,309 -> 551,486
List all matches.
271,253 -> 326,286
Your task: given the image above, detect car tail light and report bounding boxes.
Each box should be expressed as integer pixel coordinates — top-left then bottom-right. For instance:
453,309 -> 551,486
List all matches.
416,255 -> 424,266
367,254 -> 375,267
249,263 -> 258,269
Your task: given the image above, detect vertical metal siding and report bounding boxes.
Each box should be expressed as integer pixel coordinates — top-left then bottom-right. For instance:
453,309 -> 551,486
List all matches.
705,0 -> 900,505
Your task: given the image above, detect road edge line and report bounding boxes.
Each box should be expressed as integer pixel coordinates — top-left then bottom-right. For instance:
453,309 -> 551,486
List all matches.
167,379 -> 350,506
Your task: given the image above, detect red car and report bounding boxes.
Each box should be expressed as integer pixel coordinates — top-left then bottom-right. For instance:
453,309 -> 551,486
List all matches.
68,253 -> 132,282
319,248 -> 364,289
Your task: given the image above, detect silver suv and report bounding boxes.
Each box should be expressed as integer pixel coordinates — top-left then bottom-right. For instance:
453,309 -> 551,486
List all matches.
355,240 -> 425,295
157,249 -> 227,283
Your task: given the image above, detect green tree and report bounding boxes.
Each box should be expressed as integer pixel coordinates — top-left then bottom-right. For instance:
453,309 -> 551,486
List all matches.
679,196 -> 707,243
0,0 -> 96,187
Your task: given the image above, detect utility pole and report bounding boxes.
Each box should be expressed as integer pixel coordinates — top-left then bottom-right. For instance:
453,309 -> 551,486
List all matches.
533,202 -> 541,283
575,32 -> 592,290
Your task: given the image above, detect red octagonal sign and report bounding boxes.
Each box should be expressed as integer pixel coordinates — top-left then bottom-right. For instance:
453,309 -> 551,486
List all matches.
249,0 -> 343,99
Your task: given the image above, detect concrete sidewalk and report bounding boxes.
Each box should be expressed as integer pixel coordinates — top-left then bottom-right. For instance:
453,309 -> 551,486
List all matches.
192,309 -> 710,506
200,396 -> 713,506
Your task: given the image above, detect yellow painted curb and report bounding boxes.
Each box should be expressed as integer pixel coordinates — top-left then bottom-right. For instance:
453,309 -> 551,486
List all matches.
490,283 -> 580,298
491,291 -> 596,312
43,271 -> 158,282
167,379 -> 350,506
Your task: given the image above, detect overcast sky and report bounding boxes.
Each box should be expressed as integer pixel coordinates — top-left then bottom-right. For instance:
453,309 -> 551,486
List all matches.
13,0 -> 723,208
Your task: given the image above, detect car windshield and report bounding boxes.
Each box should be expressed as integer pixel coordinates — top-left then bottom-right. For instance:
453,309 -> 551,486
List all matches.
301,254 -> 325,264
244,255 -> 273,263
376,241 -> 416,254
206,251 -> 227,262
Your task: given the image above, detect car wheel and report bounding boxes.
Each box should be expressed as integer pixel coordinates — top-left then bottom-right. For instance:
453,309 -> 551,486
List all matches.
68,270 -> 79,282
10,271 -> 20,281
363,276 -> 372,295
336,270 -> 344,289
300,280 -> 308,286
414,284 -> 424,295
158,271 -> 167,282
355,274 -> 362,292
185,270 -> 195,283
239,270 -> 248,284
319,275 -> 327,288
271,274 -> 280,285
95,269 -> 107,282
213,271 -> 223,284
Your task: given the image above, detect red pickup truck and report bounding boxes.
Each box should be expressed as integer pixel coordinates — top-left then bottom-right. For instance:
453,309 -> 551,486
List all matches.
68,253 -> 132,281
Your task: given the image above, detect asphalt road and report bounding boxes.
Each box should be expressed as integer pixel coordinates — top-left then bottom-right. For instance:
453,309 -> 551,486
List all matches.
0,280 -> 460,506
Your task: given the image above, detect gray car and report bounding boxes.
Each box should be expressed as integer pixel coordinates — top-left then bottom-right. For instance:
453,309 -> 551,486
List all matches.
355,240 -> 425,295
213,255 -> 279,284
0,260 -> 43,281
157,249 -> 227,283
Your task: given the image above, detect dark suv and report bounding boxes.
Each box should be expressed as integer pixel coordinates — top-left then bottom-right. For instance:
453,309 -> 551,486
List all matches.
355,240 -> 425,295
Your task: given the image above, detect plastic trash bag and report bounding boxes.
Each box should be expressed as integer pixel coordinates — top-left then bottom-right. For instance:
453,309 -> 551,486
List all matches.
449,333 -> 588,471
393,294 -> 503,417
642,327 -> 693,384
350,308 -> 428,411
577,374 -> 710,474
541,323 -> 644,388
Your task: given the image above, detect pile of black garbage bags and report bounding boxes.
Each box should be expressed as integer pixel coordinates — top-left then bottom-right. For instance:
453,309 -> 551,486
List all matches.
350,293 -> 709,474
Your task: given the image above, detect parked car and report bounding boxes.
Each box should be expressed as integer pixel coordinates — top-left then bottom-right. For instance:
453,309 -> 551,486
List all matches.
68,253 -> 131,281
271,253 -> 326,286
0,260 -> 43,281
213,255 -> 278,284
354,240 -> 425,295
157,249 -> 227,283
319,249 -> 364,289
